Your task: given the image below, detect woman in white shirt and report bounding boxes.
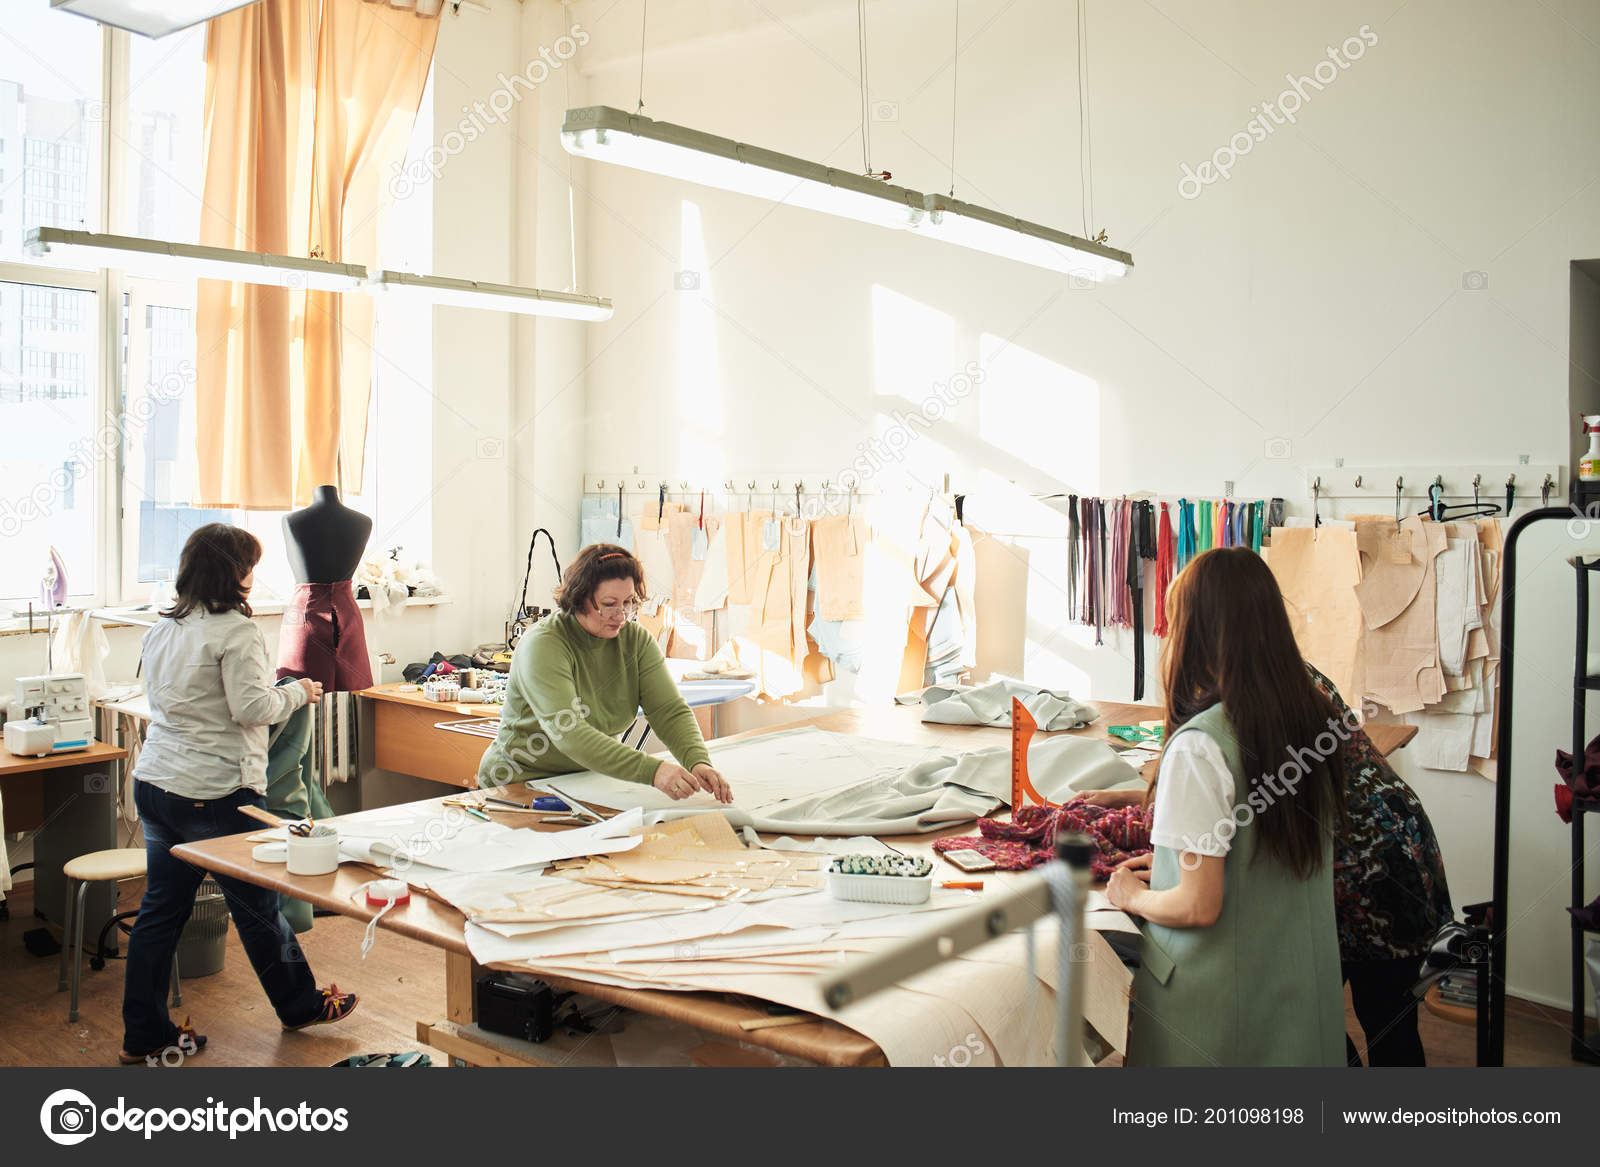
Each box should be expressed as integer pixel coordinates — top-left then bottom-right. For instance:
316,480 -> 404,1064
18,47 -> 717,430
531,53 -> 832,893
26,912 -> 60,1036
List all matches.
120,524 -> 358,1065
1103,546 -> 1348,1065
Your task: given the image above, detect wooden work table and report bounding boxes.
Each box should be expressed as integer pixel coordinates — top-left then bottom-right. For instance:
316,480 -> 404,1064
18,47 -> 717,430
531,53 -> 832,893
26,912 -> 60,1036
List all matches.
1,740 -> 128,936
359,676 -> 757,788
170,700 -> 1417,1067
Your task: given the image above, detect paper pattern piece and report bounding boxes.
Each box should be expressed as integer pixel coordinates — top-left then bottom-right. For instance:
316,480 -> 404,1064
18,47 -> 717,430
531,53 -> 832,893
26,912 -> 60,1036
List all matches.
1265,526 -> 1366,703
1270,516 -> 1504,780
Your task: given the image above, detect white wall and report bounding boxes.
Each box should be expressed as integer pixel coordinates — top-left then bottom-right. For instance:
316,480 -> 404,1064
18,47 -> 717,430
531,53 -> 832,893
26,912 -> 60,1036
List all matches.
564,0 -> 1600,1011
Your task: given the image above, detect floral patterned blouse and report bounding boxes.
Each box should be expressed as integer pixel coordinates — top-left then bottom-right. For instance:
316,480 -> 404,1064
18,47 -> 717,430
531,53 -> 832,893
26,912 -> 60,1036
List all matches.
1309,664 -> 1454,963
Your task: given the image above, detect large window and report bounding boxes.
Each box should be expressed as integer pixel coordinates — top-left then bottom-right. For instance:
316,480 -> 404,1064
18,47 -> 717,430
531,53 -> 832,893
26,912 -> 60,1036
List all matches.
0,1 -> 433,610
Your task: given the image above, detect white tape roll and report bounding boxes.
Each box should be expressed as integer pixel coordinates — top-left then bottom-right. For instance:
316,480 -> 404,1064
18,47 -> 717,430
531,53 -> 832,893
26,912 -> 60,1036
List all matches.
252,842 -> 289,863
366,878 -> 410,906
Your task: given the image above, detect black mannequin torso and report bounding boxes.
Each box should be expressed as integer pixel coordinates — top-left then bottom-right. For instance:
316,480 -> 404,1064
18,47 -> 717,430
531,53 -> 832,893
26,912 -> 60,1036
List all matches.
283,485 -> 372,584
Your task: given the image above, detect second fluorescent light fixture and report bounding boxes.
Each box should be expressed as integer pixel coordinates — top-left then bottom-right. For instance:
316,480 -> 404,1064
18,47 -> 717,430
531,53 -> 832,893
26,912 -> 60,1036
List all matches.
51,0 -> 262,38
25,228 -> 613,320
561,105 -> 1132,280
366,271 -> 613,321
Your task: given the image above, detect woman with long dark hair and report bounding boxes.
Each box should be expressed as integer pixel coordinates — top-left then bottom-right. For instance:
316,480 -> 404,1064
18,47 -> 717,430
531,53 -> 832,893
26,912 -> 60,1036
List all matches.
1104,547 -> 1347,1065
120,524 -> 357,1065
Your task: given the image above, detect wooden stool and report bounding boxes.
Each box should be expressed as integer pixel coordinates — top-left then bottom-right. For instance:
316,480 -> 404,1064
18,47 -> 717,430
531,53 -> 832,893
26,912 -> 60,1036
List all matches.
57,849 -> 180,1023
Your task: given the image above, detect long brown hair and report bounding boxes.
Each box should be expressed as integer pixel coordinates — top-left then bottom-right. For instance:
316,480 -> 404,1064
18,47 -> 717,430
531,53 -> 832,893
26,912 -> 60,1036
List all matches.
1152,547 -> 1346,878
161,524 -> 262,621
552,543 -> 649,616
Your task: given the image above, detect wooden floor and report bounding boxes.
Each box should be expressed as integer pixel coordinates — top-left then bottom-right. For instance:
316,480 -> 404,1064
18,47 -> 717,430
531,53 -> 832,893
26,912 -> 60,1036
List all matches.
0,878 -> 447,1068
1,878 -> 1592,1067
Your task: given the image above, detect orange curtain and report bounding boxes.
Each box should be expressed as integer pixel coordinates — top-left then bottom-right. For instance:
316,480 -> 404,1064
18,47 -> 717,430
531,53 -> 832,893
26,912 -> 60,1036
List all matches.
195,0 -> 438,509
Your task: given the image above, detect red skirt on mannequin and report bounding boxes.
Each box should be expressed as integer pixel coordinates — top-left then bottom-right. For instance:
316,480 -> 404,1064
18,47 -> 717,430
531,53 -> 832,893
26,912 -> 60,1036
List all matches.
276,581 -> 373,691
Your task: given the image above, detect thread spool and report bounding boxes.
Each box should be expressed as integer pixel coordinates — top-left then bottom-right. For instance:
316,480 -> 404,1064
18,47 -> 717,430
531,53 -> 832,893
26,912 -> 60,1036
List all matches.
365,878 -> 410,908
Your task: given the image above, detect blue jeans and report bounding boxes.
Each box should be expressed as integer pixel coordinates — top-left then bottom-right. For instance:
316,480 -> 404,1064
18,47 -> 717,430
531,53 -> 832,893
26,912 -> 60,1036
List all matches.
121,781 -> 323,1053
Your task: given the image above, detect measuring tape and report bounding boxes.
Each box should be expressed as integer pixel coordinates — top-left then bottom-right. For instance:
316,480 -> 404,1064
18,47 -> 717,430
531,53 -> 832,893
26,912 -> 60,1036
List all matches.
1010,697 -> 1056,815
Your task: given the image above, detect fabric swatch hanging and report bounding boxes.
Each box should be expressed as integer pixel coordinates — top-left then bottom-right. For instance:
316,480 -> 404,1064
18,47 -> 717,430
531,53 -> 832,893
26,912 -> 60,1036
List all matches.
1082,498 -> 1103,645
1097,498 -> 1109,645
1176,498 -> 1196,569
1067,495 -> 1081,622
1108,498 -> 1129,628
1154,501 -> 1175,636
1130,500 -> 1155,700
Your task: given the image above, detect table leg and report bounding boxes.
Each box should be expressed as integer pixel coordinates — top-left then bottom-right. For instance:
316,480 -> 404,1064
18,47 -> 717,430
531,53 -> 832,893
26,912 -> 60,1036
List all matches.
445,950 -> 479,1024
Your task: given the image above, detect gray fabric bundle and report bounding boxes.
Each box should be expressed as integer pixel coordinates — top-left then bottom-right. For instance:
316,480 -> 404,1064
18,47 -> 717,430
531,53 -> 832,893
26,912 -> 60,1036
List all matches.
709,733 -> 1138,836
897,677 -> 1100,732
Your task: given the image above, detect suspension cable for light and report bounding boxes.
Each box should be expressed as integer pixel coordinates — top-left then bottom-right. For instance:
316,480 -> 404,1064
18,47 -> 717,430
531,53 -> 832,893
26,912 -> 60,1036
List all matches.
560,106 -> 1131,280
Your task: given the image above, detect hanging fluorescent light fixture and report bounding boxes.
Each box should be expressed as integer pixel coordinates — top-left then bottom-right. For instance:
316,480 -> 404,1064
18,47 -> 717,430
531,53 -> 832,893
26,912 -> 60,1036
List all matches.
25,228 -> 614,320
366,271 -> 614,322
50,0 -> 262,38
25,227 -> 368,292
560,105 -> 1132,280
562,106 -> 926,233
920,194 -> 1130,281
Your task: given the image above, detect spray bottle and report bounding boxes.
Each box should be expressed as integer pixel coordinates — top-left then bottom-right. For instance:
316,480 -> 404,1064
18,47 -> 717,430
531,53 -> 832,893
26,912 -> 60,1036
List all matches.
1583,415 -> 1600,482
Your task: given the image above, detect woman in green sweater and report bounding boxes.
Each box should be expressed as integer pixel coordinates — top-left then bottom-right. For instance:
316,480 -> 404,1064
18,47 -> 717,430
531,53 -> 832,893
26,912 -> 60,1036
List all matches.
476,544 -> 732,801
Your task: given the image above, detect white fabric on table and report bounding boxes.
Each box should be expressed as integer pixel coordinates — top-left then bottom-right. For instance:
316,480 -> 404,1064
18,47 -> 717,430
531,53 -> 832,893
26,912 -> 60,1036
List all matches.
532,726 -> 1139,836
898,677 -> 1099,731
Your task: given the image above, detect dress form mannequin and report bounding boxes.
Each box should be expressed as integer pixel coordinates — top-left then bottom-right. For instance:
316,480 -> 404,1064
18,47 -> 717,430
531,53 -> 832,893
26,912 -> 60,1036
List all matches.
276,485 -> 374,690
284,485 -> 372,583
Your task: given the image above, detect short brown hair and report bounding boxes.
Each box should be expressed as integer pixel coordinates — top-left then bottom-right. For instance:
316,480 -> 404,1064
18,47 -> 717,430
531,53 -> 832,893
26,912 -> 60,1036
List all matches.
162,523 -> 263,621
553,543 -> 648,616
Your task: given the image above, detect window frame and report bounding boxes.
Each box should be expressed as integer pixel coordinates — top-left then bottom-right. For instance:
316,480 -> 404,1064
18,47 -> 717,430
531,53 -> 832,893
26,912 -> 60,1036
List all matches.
4,17 -> 430,613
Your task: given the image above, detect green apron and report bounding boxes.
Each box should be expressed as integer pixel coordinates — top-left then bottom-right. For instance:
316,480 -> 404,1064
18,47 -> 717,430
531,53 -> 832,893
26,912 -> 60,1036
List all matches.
1127,703 -> 1344,1066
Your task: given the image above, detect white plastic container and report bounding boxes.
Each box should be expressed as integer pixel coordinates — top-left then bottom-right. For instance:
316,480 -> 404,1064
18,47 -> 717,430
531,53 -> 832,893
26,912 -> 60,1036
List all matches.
826,870 -> 933,905
286,827 -> 339,876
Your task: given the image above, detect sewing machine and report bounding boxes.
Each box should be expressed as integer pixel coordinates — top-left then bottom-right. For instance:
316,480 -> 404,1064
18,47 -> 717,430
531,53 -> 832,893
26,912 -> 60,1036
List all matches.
5,673 -> 94,757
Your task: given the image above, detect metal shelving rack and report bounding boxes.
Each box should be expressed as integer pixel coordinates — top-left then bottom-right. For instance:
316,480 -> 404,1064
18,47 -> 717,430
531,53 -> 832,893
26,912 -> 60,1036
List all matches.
1567,550 -> 1600,1065
1492,492 -> 1600,1066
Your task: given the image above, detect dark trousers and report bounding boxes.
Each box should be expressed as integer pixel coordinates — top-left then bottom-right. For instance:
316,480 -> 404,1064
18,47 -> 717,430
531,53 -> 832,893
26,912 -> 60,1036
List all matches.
122,781 -> 323,1053
1343,957 -> 1427,1067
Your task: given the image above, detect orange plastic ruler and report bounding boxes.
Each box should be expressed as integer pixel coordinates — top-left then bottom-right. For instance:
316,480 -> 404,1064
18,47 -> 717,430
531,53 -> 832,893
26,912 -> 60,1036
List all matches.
1010,697 -> 1056,814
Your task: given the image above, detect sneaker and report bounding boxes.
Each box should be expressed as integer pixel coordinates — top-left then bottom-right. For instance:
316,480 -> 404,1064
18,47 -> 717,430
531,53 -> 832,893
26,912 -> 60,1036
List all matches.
284,984 -> 359,1031
119,1020 -> 206,1066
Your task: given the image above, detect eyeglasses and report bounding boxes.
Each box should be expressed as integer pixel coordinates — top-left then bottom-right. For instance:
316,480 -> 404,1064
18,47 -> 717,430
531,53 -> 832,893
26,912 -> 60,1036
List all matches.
595,598 -> 640,619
